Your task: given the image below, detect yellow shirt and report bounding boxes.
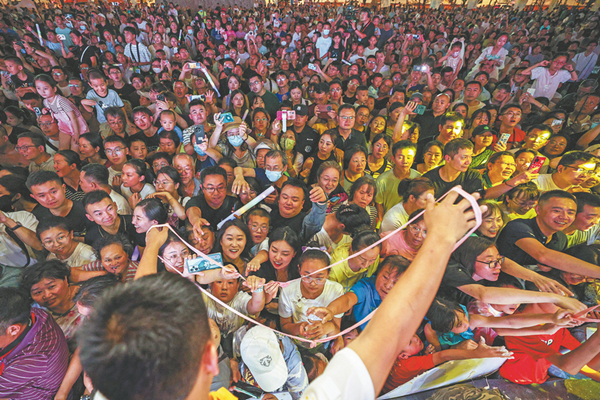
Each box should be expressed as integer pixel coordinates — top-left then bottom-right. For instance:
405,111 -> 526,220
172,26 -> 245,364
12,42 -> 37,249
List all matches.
329,243 -> 380,292
209,387 -> 238,400
504,208 -> 537,222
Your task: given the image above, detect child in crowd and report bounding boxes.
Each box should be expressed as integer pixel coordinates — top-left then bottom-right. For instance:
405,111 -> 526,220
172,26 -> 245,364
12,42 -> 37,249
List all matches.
279,249 -> 344,348
82,70 -> 125,136
157,109 -> 184,142
34,74 -> 88,152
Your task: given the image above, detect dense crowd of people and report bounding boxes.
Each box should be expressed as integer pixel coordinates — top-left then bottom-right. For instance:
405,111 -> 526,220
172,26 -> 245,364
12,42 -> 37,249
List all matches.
1,1 -> 600,399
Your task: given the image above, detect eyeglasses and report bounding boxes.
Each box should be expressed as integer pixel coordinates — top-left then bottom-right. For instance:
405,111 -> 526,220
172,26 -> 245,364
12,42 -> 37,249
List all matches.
249,81 -> 261,87
301,275 -> 326,284
249,223 -> 268,232
154,179 -> 173,186
495,161 -> 517,168
340,116 -> 355,121
566,165 -> 595,175
502,112 -> 522,118
68,84 -> 81,88
42,234 -> 69,247
15,145 -> 37,151
331,88 -> 342,92
105,148 -> 125,156
476,256 -> 505,268
408,224 -> 427,238
203,185 -> 226,194
510,198 -> 537,209
255,118 -> 268,122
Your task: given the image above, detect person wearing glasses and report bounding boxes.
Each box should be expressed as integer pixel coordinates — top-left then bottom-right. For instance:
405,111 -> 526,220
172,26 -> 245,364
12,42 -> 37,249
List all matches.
497,104 -> 526,150
247,72 -> 280,119
532,151 -> 597,192
16,131 -> 54,173
323,104 -> 367,153
186,166 -> 238,237
102,135 -> 128,189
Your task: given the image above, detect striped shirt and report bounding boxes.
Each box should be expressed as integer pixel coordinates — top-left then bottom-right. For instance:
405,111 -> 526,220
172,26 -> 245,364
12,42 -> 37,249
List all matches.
0,308 -> 69,400
81,260 -> 139,282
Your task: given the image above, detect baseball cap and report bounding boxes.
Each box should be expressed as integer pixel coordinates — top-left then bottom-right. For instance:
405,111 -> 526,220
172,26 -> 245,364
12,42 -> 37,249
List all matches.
254,139 -> 276,155
240,326 -> 287,392
222,116 -> 243,133
293,104 -> 308,116
410,92 -> 423,101
472,125 -> 496,137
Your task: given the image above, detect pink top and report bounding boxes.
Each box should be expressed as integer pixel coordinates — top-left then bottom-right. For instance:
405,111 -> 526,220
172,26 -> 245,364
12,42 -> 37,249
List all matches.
44,95 -> 89,136
468,299 -> 505,345
380,230 -> 419,261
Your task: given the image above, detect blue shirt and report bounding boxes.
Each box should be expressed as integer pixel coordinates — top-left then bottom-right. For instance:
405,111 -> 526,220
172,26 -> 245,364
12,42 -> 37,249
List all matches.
86,89 -> 124,124
157,126 -> 184,142
349,276 -> 382,330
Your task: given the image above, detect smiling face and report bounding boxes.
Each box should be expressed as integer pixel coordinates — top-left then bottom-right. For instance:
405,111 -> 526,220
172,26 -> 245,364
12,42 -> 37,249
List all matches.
487,154 -> 516,181
318,167 -> 340,196
220,225 -> 246,261
30,277 -> 70,311
279,185 -> 305,219
85,197 -> 118,227
40,226 -> 76,258
100,243 -> 129,275
132,206 -> 157,233
30,181 -> 66,209
269,239 -> 296,271
374,263 -> 401,301
479,209 -> 504,239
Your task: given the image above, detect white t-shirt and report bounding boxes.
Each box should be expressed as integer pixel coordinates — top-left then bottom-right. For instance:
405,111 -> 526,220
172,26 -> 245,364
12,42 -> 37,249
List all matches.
0,211 -> 40,267
363,47 -> 379,57
202,290 -> 252,335
301,348 -> 374,400
47,242 -> 97,268
109,189 -> 132,215
315,36 -> 333,59
279,280 -> 344,325
532,174 -> 571,192
310,228 -> 352,253
530,67 -> 571,100
380,203 -> 409,232
120,183 -> 156,201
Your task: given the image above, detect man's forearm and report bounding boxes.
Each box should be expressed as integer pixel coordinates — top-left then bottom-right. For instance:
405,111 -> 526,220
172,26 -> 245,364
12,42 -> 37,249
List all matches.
301,201 -> 327,242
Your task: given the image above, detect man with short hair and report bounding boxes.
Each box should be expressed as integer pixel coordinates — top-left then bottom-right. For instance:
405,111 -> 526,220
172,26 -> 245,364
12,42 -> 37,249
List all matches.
247,72 -> 280,118
0,125 -> 27,167
271,179 -> 327,242
376,141 -> 421,215
532,151 -> 597,192
123,26 -> 152,72
521,54 -> 577,100
82,190 -> 144,248
129,107 -> 160,152
186,166 -> 238,235
497,103 -> 525,145
572,40 -> 598,82
290,104 -> 319,160
416,112 -> 464,161
36,114 -> 61,154
455,81 -> 485,118
233,149 -> 289,195
497,190 -> 600,278
27,170 -> 89,237
323,105 -> 367,152
414,93 -> 452,140
0,287 -> 69,399
173,153 -> 202,198
17,132 -> 54,173
80,163 -> 131,215
565,191 -> 600,247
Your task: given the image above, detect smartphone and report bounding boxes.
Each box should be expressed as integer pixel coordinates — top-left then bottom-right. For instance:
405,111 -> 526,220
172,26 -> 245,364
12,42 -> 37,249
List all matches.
220,112 -> 235,124
0,71 -> 8,76
414,104 -> 426,115
316,104 -> 333,114
188,62 -> 199,69
413,34 -> 420,39
341,59 -> 351,66
185,253 -> 223,274
277,110 -> 296,120
527,88 -> 536,97
33,107 -> 41,117
498,133 -> 511,147
528,155 -> 547,174
156,94 -> 165,102
189,94 -> 205,101
551,119 -> 563,127
65,13 -> 73,19
308,63 -> 317,71
57,34 -> 66,41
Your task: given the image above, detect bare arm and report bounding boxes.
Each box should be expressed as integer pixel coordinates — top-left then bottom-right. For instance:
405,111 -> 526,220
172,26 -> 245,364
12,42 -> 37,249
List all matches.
516,237 -> 600,278
547,329 -> 600,375
0,214 -> 43,251
347,191 -> 481,395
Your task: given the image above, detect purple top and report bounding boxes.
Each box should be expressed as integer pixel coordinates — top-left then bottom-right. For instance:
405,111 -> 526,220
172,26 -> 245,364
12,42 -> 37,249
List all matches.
0,308 -> 69,400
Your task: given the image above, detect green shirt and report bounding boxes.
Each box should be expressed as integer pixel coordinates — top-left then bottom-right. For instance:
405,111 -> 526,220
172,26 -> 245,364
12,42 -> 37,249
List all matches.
375,168 -> 421,215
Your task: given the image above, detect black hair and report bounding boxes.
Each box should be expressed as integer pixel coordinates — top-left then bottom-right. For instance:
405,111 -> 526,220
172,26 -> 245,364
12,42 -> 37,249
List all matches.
558,151 -> 597,169
82,190 -> 112,210
0,288 -> 31,331
0,174 -> 33,204
574,192 -> 600,213
73,274 -> 121,307
426,297 -> 465,333
343,145 -> 367,170
55,150 -> 82,171
335,203 -> 371,236
20,259 -> 71,294
17,131 -> 46,148
135,198 -> 168,225
81,163 -> 110,186
376,255 -> 410,278
444,138 -> 473,158
538,190 -> 577,208
93,233 -> 134,260
298,249 -> 330,272
199,166 -> 227,186
349,175 -> 377,205
78,273 -> 211,400
451,236 -> 496,278
397,177 -> 434,201
36,216 -> 72,239
350,229 -> 381,253
213,219 -> 253,262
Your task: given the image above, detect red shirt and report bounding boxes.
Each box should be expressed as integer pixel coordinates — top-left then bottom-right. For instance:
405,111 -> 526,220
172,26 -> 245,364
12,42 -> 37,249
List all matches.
382,354 -> 435,393
499,328 -> 581,384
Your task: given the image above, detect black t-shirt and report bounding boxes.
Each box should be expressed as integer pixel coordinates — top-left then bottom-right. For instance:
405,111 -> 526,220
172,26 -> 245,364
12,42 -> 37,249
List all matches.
84,215 -> 145,248
129,130 -> 160,152
359,21 -> 376,46
32,200 -> 90,236
414,110 -> 444,141
327,128 -> 367,153
343,94 -> 356,104
292,124 -> 319,160
111,83 -> 140,107
438,261 -> 479,305
10,71 -> 35,89
308,152 -> 338,186
496,217 -> 568,266
7,125 -> 30,144
269,207 -> 307,235
185,194 -> 237,228
423,167 -> 485,198
69,44 -> 99,66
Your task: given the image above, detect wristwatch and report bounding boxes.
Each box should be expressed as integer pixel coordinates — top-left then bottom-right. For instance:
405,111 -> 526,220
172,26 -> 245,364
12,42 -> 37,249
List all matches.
80,395 -> 92,400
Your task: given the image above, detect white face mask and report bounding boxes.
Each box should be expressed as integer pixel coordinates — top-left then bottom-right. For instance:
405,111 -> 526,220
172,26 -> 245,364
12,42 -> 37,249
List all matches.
281,41 -> 287,46
323,29 -> 330,35
452,51 -> 460,57
153,67 -> 162,73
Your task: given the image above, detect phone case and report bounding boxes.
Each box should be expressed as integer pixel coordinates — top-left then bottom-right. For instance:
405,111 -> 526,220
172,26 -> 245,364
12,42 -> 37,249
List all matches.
528,156 -> 547,174
415,105 -> 426,115
220,113 -> 235,124
185,253 -> 223,274
498,133 -> 511,146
